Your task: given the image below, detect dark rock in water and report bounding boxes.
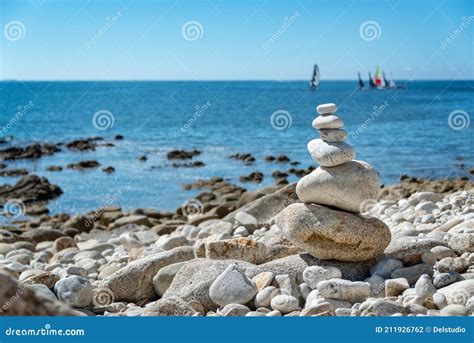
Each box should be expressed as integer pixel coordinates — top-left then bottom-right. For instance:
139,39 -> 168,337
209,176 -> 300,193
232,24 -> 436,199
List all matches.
290,161 -> 301,165
0,168 -> 29,177
138,155 -> 147,161
240,172 -> 264,183
272,171 -> 288,179
276,154 -> 290,163
102,166 -> 115,174
0,272 -> 82,316
67,160 -> 101,170
25,205 -> 49,216
265,155 -> 276,162
0,175 -> 62,204
171,161 -> 205,168
275,177 -> 289,186
0,163 -> 6,169
0,143 -> 60,160
229,153 -> 255,165
100,142 -> 115,147
114,134 -> 124,140
288,165 -> 316,177
182,177 -> 226,190
46,165 -> 63,172
66,139 -> 97,151
167,149 -> 201,160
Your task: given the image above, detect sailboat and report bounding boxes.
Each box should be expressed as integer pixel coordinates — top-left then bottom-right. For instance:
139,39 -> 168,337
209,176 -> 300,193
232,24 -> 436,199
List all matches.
309,64 -> 320,91
373,67 -> 385,89
358,72 -> 364,89
383,72 -> 390,88
359,68 -> 406,90
368,72 -> 376,89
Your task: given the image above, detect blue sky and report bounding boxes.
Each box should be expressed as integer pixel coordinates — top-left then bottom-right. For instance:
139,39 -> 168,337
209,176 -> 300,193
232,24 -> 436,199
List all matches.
1,0 -> 472,80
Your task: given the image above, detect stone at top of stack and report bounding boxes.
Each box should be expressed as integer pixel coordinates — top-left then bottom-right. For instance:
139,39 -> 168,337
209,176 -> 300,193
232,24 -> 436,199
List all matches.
297,103 -> 380,214
275,102 -> 391,262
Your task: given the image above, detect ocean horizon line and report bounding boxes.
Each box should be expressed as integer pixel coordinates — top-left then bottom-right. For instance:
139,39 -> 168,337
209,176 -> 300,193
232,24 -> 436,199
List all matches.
1,79 -> 472,83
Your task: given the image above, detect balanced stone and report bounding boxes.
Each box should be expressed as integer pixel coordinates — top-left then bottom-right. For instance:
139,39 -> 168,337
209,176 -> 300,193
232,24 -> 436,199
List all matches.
316,103 -> 337,115
319,129 -> 347,142
312,115 -> 343,129
296,160 -> 379,213
275,203 -> 391,261
307,139 -> 355,167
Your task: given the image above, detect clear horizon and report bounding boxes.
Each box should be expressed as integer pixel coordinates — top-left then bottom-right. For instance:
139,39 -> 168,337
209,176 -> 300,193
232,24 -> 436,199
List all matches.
1,0 -> 473,81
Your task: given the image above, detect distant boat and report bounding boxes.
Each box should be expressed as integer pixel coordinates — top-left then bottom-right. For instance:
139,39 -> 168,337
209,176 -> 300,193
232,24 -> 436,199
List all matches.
358,72 -> 364,89
368,71 -> 376,89
361,69 -> 406,90
373,66 -> 385,89
309,64 -> 320,91
383,72 -> 390,87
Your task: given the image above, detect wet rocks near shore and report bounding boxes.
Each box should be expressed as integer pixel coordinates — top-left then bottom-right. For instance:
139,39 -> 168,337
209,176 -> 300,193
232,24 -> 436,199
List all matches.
67,160 -> 101,171
0,143 -> 60,160
0,168 -> 29,177
167,149 -> 201,160
229,153 -> 255,165
0,175 -> 62,204
240,172 -> 264,183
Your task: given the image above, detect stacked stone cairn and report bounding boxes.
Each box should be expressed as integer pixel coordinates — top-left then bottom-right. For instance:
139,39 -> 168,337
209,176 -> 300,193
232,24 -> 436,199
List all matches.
276,103 -> 391,262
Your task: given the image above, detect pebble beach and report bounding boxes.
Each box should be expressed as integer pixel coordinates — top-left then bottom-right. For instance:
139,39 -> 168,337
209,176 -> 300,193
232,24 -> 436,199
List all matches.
1,103 -> 473,318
